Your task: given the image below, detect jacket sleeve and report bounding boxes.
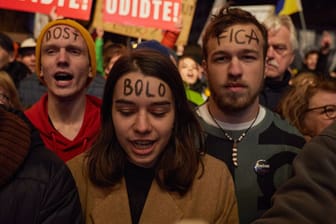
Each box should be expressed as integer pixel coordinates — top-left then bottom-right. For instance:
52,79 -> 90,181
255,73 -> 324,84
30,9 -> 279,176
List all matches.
161,30 -> 180,49
252,126 -> 336,224
95,37 -> 104,75
39,161 -> 84,224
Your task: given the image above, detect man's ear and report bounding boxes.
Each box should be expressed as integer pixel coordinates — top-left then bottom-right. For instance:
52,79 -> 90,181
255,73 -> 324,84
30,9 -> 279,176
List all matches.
39,67 -> 43,79
88,67 -> 94,78
39,67 -> 46,84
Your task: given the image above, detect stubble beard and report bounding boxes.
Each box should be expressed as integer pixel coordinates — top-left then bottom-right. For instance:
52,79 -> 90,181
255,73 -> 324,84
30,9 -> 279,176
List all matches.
210,86 -> 260,114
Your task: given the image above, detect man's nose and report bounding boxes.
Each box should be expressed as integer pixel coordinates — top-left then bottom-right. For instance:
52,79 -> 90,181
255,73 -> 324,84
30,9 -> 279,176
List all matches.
228,57 -> 242,76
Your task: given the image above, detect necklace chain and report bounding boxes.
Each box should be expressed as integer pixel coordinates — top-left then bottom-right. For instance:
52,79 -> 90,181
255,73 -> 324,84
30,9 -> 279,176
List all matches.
207,105 -> 259,167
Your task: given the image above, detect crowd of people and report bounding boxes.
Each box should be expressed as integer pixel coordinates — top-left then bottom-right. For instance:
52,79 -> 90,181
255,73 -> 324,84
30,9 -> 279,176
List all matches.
1,4 -> 336,224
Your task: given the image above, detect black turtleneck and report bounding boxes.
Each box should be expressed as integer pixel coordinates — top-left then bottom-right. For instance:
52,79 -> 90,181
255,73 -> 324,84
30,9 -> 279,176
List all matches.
260,70 -> 291,111
125,161 -> 155,224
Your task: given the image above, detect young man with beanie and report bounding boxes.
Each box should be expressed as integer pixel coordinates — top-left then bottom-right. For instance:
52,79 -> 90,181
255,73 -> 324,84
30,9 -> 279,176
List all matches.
25,19 -> 102,162
0,105 -> 83,223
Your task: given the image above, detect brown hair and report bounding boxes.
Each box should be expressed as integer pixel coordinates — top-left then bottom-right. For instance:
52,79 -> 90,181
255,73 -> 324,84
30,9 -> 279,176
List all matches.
277,73 -> 336,135
202,5 -> 268,60
0,71 -> 23,110
87,49 -> 205,196
103,42 -> 127,71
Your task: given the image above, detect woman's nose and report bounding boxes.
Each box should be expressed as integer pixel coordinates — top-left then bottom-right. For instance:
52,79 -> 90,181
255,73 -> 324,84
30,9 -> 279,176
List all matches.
134,112 -> 152,133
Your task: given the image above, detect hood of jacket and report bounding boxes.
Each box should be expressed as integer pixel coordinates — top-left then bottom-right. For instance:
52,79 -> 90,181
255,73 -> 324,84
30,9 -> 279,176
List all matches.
0,107 -> 31,187
25,94 -> 102,161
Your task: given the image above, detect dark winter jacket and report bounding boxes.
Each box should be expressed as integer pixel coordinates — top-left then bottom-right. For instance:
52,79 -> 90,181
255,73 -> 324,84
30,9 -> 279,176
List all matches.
253,120 -> 336,224
25,94 -> 101,162
259,70 -> 292,111
0,107 -> 83,223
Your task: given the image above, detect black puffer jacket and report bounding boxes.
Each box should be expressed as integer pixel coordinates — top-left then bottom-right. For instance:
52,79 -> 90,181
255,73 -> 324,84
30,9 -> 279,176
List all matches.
0,107 -> 83,224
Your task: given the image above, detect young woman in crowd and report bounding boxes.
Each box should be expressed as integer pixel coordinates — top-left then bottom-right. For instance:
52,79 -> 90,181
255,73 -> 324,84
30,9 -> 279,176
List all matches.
68,49 -> 238,224
278,72 -> 336,141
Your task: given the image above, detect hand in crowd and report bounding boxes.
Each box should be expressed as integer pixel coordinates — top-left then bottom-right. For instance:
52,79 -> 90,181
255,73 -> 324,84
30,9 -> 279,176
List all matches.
96,27 -> 104,39
49,6 -> 64,21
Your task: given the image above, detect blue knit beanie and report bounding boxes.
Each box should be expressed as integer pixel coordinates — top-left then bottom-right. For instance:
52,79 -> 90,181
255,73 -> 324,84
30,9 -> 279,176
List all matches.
136,40 -> 170,59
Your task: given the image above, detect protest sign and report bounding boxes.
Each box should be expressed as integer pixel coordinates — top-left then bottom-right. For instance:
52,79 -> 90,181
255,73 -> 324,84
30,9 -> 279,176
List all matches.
0,0 -> 93,20
104,0 -> 181,32
92,0 -> 196,45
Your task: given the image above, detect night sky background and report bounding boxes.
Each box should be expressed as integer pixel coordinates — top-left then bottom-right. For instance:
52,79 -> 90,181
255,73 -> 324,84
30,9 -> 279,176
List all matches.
188,0 -> 336,44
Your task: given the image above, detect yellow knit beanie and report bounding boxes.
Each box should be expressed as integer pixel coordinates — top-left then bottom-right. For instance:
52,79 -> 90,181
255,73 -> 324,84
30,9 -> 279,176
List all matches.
35,19 -> 96,80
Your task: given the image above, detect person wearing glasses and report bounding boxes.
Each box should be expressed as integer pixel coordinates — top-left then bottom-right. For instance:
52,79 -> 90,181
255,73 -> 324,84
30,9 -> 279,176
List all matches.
260,15 -> 298,111
277,72 -> 336,141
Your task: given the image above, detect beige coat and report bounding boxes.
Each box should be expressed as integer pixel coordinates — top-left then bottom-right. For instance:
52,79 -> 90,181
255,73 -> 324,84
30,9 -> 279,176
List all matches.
67,154 -> 239,224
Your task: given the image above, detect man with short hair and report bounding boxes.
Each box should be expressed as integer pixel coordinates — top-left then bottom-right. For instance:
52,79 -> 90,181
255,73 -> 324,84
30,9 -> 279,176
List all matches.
260,14 -> 298,111
197,6 -> 306,223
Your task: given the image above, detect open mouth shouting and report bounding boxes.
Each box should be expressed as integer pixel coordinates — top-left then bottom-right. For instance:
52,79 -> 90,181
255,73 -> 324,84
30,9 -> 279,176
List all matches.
131,140 -> 155,156
55,73 -> 73,81
54,72 -> 74,87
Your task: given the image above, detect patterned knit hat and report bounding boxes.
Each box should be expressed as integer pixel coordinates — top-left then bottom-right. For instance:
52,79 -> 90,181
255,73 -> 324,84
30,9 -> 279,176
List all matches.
35,19 -> 96,81
0,107 -> 31,186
